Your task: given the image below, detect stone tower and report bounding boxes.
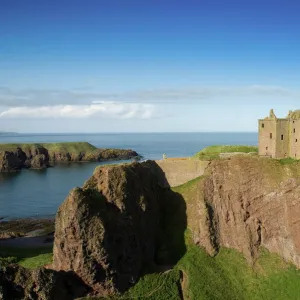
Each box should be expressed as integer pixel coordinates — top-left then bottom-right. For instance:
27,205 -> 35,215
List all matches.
258,109 -> 300,158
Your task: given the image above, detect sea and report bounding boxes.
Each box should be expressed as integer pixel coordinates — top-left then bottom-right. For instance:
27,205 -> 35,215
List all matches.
0,132 -> 257,220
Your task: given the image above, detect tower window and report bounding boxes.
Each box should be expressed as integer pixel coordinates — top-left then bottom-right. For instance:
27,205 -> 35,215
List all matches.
262,123 -> 264,128
294,128 -> 296,133
266,147 -> 268,150
296,139 -> 298,142
281,135 -> 284,140
270,133 -> 272,139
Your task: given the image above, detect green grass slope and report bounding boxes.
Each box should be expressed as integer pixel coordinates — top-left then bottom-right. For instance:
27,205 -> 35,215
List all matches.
193,145 -> 258,160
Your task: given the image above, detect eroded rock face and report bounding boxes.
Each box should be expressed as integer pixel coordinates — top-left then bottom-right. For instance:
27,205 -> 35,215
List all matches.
0,147 -> 138,172
0,147 -> 49,171
83,149 -> 139,162
30,154 -> 49,169
0,151 -> 23,172
52,162 -> 162,295
0,265 -> 88,300
192,156 -> 300,266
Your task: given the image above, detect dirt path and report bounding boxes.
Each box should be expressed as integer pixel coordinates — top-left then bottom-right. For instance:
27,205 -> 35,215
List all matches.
179,269 -> 189,300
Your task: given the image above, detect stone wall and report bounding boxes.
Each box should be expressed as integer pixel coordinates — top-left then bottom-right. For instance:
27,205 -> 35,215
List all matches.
258,119 -> 277,157
154,158 -> 210,187
288,119 -> 300,159
275,119 -> 289,158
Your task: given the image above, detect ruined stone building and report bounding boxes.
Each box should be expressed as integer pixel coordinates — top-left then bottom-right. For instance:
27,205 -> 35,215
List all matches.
258,109 -> 300,158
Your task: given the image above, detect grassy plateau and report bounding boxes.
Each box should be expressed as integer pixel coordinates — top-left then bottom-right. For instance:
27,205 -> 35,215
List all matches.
193,145 -> 258,160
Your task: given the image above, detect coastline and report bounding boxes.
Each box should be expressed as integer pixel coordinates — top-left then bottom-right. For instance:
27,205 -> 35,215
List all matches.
0,142 -> 140,172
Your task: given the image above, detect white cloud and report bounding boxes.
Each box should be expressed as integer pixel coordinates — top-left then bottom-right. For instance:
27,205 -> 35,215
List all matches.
0,102 -> 157,119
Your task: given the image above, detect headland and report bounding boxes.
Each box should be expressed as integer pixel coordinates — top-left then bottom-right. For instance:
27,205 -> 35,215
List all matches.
0,142 -> 139,172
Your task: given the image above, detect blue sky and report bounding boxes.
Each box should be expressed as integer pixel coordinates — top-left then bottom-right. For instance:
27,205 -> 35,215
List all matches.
0,0 -> 300,132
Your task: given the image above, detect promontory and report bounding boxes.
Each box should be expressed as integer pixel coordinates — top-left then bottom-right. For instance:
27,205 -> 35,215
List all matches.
0,142 -> 138,172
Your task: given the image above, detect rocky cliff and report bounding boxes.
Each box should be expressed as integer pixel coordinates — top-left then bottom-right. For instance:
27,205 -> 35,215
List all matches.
0,142 -> 138,172
52,161 -> 165,296
188,156 -> 300,267
3,156 -> 300,298
0,265 -> 88,300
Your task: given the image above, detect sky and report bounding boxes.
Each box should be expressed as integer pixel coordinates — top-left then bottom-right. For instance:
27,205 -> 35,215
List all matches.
1,0 -> 300,133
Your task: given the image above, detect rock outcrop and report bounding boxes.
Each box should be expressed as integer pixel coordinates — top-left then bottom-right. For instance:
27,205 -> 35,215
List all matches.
52,161 -> 163,296
0,265 -> 88,300
0,143 -> 138,172
0,151 -> 23,172
189,156 -> 300,267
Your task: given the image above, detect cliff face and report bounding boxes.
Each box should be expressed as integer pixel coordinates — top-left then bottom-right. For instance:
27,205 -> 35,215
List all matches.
52,162 -> 164,295
0,265 -> 88,300
189,156 -> 300,267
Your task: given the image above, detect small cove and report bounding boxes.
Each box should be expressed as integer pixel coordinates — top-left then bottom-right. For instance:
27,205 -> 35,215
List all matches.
0,132 -> 257,219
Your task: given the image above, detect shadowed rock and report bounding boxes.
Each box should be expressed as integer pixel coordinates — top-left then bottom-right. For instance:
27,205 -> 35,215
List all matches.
52,161 -> 164,295
0,265 -> 88,300
0,151 -> 23,172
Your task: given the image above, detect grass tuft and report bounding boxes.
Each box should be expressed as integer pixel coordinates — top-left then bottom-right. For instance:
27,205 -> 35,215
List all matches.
278,157 -> 300,165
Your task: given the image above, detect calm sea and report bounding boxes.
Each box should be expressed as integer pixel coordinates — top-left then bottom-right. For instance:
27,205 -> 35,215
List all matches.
0,132 -> 257,220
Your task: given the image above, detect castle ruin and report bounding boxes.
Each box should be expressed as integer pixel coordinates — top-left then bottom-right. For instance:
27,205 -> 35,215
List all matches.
258,109 -> 300,158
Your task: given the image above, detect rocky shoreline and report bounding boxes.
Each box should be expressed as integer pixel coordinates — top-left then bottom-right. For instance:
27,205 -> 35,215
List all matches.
0,218 -> 55,240
0,142 -> 139,172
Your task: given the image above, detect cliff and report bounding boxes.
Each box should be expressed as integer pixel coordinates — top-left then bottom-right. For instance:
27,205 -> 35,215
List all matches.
52,161 -> 165,295
0,142 -> 138,172
187,156 -> 300,267
3,156 -> 300,299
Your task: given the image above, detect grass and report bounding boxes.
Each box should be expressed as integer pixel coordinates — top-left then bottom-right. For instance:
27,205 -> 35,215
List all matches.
175,243 -> 300,300
193,145 -> 258,160
19,252 -> 52,269
106,243 -> 300,300
120,270 -> 182,300
0,246 -> 53,269
278,157 -> 300,165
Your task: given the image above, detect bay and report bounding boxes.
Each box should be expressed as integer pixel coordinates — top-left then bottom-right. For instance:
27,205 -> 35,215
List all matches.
0,132 -> 257,219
